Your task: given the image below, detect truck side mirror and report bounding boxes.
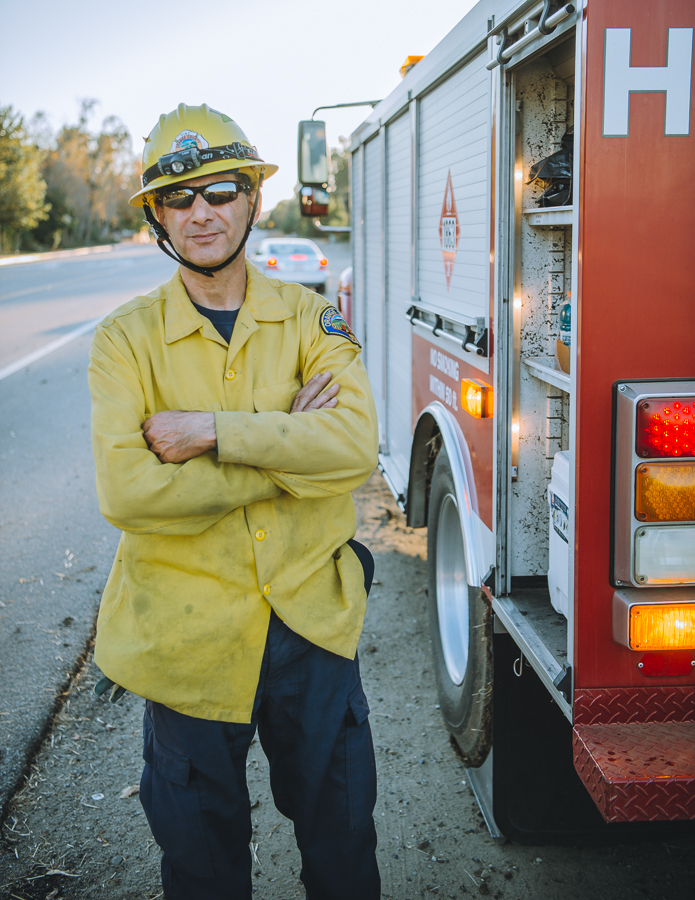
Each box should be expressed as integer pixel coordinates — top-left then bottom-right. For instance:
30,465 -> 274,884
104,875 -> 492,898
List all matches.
300,186 -> 329,218
298,120 -> 330,186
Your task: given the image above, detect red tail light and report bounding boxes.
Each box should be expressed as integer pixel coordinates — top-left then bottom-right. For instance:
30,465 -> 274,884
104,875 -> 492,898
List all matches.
319,258 -> 328,267
636,398 -> 695,458
267,257 -> 277,267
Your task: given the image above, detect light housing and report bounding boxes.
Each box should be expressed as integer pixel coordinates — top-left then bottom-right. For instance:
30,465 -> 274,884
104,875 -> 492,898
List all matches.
613,380 -> 695,588
460,378 -> 493,419
613,587 -> 695,651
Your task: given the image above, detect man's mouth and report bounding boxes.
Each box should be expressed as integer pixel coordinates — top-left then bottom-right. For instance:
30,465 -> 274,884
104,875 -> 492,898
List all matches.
189,232 -> 221,243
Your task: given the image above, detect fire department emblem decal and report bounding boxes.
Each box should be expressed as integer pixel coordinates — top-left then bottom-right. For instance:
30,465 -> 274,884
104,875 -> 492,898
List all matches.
439,170 -> 460,291
320,307 -> 360,347
170,130 -> 210,153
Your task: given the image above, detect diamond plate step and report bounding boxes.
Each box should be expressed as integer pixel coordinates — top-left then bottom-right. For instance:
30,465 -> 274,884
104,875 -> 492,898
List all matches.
573,721 -> 695,822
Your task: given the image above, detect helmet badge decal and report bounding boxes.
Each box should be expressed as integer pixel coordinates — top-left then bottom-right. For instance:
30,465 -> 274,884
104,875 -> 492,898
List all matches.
170,130 -> 209,153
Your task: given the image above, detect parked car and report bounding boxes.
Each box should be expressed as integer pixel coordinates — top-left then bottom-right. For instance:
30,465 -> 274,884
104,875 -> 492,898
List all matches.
250,238 -> 329,293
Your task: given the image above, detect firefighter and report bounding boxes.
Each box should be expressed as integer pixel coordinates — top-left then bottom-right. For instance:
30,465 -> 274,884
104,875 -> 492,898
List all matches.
88,103 -> 381,900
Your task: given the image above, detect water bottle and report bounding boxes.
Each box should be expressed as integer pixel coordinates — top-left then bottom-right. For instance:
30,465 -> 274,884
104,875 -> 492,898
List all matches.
559,291 -> 571,346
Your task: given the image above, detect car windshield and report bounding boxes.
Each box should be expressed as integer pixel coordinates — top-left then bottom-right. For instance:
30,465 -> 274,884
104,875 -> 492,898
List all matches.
264,243 -> 316,257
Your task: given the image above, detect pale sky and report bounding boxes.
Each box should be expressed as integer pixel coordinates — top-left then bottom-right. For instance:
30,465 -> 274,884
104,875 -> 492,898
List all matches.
1,0 -> 477,211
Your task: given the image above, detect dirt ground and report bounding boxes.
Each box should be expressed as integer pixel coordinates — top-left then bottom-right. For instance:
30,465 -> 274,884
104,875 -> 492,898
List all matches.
0,472 -> 693,900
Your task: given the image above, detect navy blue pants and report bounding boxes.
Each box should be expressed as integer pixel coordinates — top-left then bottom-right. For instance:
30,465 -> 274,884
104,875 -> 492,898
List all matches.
140,606 -> 380,899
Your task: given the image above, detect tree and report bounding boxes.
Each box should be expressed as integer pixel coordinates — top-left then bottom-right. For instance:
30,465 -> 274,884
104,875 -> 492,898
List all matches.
20,100 -> 143,251
0,105 -> 49,251
39,100 -> 142,247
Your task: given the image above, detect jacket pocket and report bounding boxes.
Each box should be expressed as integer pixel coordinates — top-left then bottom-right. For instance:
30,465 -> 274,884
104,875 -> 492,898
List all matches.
252,379 -> 302,413
140,709 -> 214,878
345,681 -> 377,830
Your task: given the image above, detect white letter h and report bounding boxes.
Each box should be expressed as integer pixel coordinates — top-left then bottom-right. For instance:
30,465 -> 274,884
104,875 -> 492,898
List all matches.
603,28 -> 693,136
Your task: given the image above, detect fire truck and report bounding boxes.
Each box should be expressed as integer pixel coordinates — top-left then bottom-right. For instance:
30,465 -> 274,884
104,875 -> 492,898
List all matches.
299,0 -> 694,841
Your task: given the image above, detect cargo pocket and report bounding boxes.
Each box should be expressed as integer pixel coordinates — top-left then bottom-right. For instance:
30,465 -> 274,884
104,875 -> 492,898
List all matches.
345,681 -> 377,831
140,709 -> 214,878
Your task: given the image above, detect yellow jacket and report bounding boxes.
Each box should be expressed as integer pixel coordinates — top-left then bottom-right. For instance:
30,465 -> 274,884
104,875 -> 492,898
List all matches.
88,261 -> 378,722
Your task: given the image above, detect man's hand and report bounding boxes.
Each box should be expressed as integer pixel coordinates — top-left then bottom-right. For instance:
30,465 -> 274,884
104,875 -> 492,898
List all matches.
143,375 -> 337,463
291,372 -> 339,413
142,411 -> 217,464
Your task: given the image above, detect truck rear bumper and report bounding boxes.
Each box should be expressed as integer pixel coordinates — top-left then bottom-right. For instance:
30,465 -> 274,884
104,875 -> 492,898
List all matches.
574,721 -> 695,822
573,687 -> 695,823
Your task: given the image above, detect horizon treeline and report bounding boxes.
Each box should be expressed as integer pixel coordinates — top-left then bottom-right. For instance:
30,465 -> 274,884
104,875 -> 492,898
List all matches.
0,99 -> 144,254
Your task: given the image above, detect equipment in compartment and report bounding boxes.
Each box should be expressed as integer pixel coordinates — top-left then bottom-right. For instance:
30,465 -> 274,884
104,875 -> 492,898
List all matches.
548,451 -> 570,617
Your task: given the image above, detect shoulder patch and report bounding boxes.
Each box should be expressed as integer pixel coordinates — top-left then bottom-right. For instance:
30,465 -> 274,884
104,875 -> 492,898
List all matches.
319,306 -> 361,347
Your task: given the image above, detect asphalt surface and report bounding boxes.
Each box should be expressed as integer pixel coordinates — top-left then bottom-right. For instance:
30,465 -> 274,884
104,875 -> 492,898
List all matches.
0,236 -> 351,818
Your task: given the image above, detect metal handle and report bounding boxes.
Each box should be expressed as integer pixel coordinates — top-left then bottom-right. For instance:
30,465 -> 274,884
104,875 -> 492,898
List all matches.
486,4 -> 576,70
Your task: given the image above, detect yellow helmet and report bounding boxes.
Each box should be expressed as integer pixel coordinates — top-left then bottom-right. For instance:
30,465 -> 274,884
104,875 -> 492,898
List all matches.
129,103 -> 278,207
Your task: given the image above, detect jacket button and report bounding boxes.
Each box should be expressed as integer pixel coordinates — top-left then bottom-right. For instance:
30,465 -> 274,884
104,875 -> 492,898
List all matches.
262,583 -> 271,596
225,369 -> 236,380
255,530 -> 266,541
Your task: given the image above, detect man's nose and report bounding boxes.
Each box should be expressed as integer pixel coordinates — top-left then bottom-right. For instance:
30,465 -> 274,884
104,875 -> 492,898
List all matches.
189,191 -> 214,222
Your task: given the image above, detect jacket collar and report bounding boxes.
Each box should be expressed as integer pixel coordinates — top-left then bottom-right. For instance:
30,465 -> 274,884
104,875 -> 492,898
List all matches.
164,260 -> 292,345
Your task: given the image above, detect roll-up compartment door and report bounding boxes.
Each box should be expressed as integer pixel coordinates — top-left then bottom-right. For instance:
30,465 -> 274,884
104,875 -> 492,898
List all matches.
364,134 -> 385,439
385,111 -> 413,486
351,145 -> 364,345
418,50 -> 490,324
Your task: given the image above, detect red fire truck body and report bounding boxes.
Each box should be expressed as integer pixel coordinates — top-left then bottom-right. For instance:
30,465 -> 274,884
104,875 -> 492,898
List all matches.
345,0 -> 695,840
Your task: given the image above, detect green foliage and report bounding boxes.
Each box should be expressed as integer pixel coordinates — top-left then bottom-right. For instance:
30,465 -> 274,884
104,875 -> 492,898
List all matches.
1,100 -> 143,253
260,143 -> 350,241
0,105 -> 50,246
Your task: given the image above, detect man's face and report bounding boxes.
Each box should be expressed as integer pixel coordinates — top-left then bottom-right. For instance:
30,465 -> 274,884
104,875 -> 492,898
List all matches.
154,172 -> 261,268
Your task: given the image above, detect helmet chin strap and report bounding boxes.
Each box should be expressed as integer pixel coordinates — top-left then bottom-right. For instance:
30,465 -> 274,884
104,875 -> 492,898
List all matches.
144,172 -> 265,279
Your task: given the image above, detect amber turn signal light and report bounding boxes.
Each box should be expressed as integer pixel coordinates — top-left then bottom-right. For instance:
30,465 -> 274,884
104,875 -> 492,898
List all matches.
613,589 -> 695,651
634,461 -> 695,522
460,379 -> 493,419
630,603 -> 695,651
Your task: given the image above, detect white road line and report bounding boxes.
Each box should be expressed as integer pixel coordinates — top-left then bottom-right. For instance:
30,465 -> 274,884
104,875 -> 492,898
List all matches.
0,245 -> 116,268
0,316 -> 104,382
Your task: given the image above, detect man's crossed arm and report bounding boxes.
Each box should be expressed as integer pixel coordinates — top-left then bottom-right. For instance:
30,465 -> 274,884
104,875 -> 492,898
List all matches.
142,372 -> 339,464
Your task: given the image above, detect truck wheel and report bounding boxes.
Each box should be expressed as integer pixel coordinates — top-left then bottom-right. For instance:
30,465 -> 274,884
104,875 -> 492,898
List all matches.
427,446 -> 493,766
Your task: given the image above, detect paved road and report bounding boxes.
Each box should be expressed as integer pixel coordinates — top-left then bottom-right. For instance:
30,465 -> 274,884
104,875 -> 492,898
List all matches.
0,245 -> 176,816
0,236 -> 351,817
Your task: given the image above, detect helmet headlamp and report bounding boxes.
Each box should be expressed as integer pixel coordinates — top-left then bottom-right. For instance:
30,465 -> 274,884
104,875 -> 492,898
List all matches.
157,147 -> 202,178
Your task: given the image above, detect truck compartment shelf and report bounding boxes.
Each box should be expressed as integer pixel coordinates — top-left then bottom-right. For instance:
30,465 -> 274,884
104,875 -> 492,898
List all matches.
523,205 -> 574,226
523,356 -> 571,393
491,587 -> 570,720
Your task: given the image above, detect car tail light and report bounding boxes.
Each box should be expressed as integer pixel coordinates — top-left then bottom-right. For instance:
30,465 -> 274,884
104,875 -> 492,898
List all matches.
319,258 -> 328,267
460,379 -> 493,419
636,398 -> 695,458
267,257 -> 277,267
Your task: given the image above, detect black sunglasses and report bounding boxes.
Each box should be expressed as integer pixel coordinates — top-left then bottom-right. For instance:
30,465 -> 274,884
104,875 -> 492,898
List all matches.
158,181 -> 251,210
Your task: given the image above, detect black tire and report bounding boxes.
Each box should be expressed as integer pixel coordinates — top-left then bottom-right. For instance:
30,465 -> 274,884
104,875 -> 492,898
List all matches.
427,446 -> 493,766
